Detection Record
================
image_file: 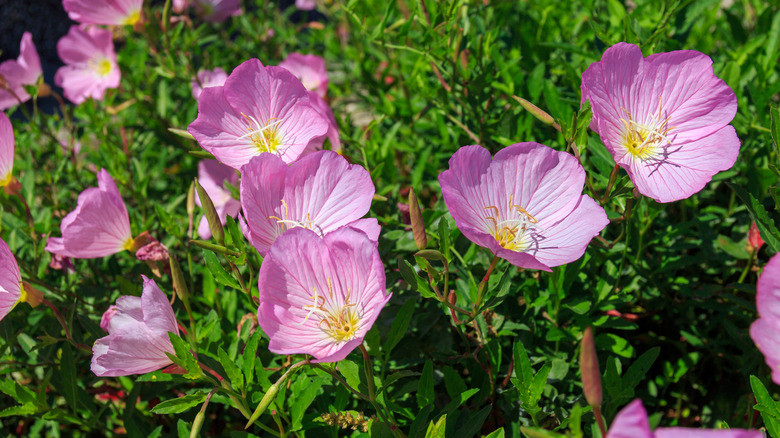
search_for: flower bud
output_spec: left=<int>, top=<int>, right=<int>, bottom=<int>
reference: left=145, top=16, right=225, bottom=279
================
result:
left=245, top=383, right=279, bottom=428
left=195, top=178, right=225, bottom=244
left=748, top=222, right=764, bottom=253
left=580, top=326, right=602, bottom=407
left=408, top=188, right=427, bottom=250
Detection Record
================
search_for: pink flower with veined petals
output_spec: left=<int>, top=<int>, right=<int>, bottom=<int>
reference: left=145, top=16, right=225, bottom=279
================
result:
left=0, top=111, right=14, bottom=188
left=46, top=169, right=134, bottom=259
left=192, top=0, right=242, bottom=22
left=0, top=32, right=42, bottom=110
left=240, top=150, right=378, bottom=256
left=751, top=253, right=780, bottom=385
left=258, top=227, right=391, bottom=362
left=279, top=53, right=329, bottom=98
left=196, top=159, right=240, bottom=240
left=608, top=399, right=761, bottom=438
left=581, top=42, right=739, bottom=203
left=91, top=277, right=180, bottom=376
left=439, top=143, right=609, bottom=271
left=55, top=25, right=121, bottom=105
left=295, top=0, right=316, bottom=10
left=188, top=59, right=328, bottom=170
left=63, top=0, right=143, bottom=26
left=0, top=238, right=24, bottom=321
left=191, top=67, right=228, bottom=101
left=301, top=92, right=341, bottom=155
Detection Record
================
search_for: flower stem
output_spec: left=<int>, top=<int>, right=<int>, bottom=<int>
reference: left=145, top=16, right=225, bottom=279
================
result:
left=473, top=255, right=501, bottom=314
left=189, top=389, right=214, bottom=438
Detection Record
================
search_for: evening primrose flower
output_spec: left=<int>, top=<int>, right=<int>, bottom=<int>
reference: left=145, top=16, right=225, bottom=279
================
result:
left=45, top=169, right=135, bottom=259
left=302, top=92, right=341, bottom=155
left=581, top=42, right=739, bottom=203
left=751, top=253, right=780, bottom=384
left=195, top=159, right=240, bottom=240
left=0, top=32, right=42, bottom=110
left=55, top=26, right=121, bottom=105
left=63, top=0, right=143, bottom=26
left=279, top=53, right=329, bottom=98
left=91, top=277, right=180, bottom=376
left=192, top=0, right=242, bottom=22
left=0, top=111, right=14, bottom=188
left=240, top=150, right=377, bottom=256
left=0, top=238, right=25, bottom=321
left=191, top=68, right=228, bottom=101
left=439, top=143, right=608, bottom=271
left=257, top=227, right=391, bottom=362
left=608, top=399, right=761, bottom=438
left=188, top=59, right=329, bottom=170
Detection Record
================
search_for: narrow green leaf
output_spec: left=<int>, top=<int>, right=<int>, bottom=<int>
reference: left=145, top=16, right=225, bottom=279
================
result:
left=195, top=178, right=224, bottom=244
left=202, top=250, right=242, bottom=290
left=218, top=347, right=244, bottom=391
left=384, top=297, right=417, bottom=355
left=417, top=360, right=434, bottom=408
left=728, top=183, right=780, bottom=251
left=243, top=329, right=262, bottom=388
left=750, top=375, right=780, bottom=438
left=151, top=392, right=206, bottom=414
left=425, top=414, right=446, bottom=438
left=771, top=104, right=780, bottom=158
left=60, top=344, right=78, bottom=413
left=167, top=333, right=202, bottom=379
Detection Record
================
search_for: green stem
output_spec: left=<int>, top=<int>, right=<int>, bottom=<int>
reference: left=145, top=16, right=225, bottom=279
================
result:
left=473, top=255, right=501, bottom=313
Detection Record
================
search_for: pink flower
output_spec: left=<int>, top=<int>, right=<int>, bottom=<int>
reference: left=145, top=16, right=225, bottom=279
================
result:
left=0, top=32, right=42, bottom=110
left=46, top=169, right=134, bottom=259
left=439, top=143, right=608, bottom=271
left=279, top=53, right=328, bottom=98
left=581, top=42, right=739, bottom=203
left=91, top=277, right=180, bottom=376
left=172, top=0, right=190, bottom=13
left=195, top=159, right=240, bottom=239
left=608, top=399, right=761, bottom=438
left=240, top=150, right=378, bottom=256
left=188, top=59, right=328, bottom=170
left=257, top=227, right=390, bottom=362
left=192, top=0, right=242, bottom=22
left=295, top=0, right=316, bottom=10
left=63, top=0, right=143, bottom=26
left=0, top=238, right=24, bottom=321
left=0, top=111, right=14, bottom=188
left=751, top=253, right=780, bottom=384
left=55, top=26, right=121, bottom=105
left=301, top=92, right=341, bottom=155
left=191, top=67, right=228, bottom=101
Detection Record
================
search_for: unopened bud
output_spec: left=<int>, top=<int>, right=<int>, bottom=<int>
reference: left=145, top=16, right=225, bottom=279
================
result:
left=415, top=249, right=444, bottom=261
left=169, top=254, right=190, bottom=305
left=245, top=383, right=279, bottom=428
left=195, top=178, right=224, bottom=244
left=580, top=326, right=602, bottom=407
left=513, top=96, right=557, bottom=128
left=448, top=291, right=460, bottom=324
left=747, top=222, right=764, bottom=253
left=408, top=188, right=427, bottom=250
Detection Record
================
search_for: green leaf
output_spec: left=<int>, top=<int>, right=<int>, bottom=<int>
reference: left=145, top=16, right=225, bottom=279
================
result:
left=728, top=183, right=780, bottom=251
left=219, top=347, right=244, bottom=391
left=483, top=428, right=505, bottom=438
left=339, top=360, right=361, bottom=390
left=425, top=414, right=446, bottom=438
left=751, top=375, right=780, bottom=437
left=290, top=376, right=325, bottom=430
left=379, top=370, right=420, bottom=395
left=623, top=347, right=660, bottom=390
left=202, top=250, right=242, bottom=291
left=438, top=219, right=451, bottom=262
left=150, top=392, right=206, bottom=414
left=60, top=344, right=78, bottom=413
left=243, top=329, right=262, bottom=388
left=442, top=388, right=479, bottom=416
left=384, top=297, right=417, bottom=355
left=167, top=333, right=203, bottom=379
left=772, top=104, right=780, bottom=160
left=417, top=361, right=435, bottom=408
left=459, top=405, right=492, bottom=438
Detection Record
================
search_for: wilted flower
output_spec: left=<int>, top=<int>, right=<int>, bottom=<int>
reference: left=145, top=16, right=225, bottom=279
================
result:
left=257, top=227, right=391, bottom=362
left=63, top=0, right=143, bottom=26
left=581, top=42, right=739, bottom=203
left=55, top=25, right=121, bottom=105
left=191, top=67, right=228, bottom=101
left=0, top=111, right=14, bottom=188
left=192, top=0, right=242, bottom=22
left=91, top=277, right=180, bottom=376
left=0, top=32, right=42, bottom=110
left=607, top=399, right=761, bottom=438
left=751, top=253, right=780, bottom=384
left=279, top=53, right=328, bottom=98
left=439, top=143, right=608, bottom=271
left=196, top=159, right=240, bottom=239
left=188, top=59, right=328, bottom=170
left=0, top=238, right=24, bottom=321
left=241, top=150, right=377, bottom=256
left=46, top=169, right=134, bottom=259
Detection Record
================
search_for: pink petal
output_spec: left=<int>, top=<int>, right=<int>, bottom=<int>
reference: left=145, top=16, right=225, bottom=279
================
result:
left=0, top=111, right=14, bottom=183
left=606, top=399, right=653, bottom=438
left=654, top=429, right=764, bottom=438
left=279, top=53, right=329, bottom=98
left=63, top=0, right=143, bottom=25
left=0, top=238, right=22, bottom=321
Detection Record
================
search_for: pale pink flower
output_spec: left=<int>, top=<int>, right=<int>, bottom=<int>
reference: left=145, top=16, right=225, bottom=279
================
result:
left=45, top=169, right=134, bottom=259
left=608, top=399, right=761, bottom=438
left=240, top=150, right=377, bottom=256
left=0, top=33, right=42, bottom=110
left=279, top=53, right=328, bottom=98
left=0, top=238, right=24, bottom=321
left=301, top=92, right=341, bottom=155
left=55, top=26, right=121, bottom=105
left=439, top=143, right=609, bottom=271
left=295, top=0, right=316, bottom=10
left=172, top=0, right=190, bottom=13
left=257, top=227, right=390, bottom=362
left=188, top=59, right=328, bottom=170
left=0, top=111, right=14, bottom=188
left=91, top=277, right=179, bottom=376
left=581, top=42, right=739, bottom=203
left=190, top=67, right=228, bottom=101
left=751, top=253, right=780, bottom=384
left=195, top=159, right=240, bottom=240
left=63, top=0, right=143, bottom=26
left=192, top=0, right=242, bottom=22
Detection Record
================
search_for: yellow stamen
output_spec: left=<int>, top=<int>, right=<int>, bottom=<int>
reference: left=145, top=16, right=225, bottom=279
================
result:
left=0, top=171, right=12, bottom=188
left=123, top=10, right=141, bottom=26
left=18, top=282, right=28, bottom=304
left=300, top=279, right=361, bottom=343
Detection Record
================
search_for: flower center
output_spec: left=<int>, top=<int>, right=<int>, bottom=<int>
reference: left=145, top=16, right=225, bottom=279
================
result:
left=123, top=10, right=141, bottom=25
left=267, top=199, right=322, bottom=235
left=0, top=171, right=12, bottom=188
left=92, top=58, right=113, bottom=77
left=239, top=113, right=284, bottom=154
left=620, top=99, right=673, bottom=161
left=299, top=278, right=361, bottom=343
left=484, top=195, right=541, bottom=252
